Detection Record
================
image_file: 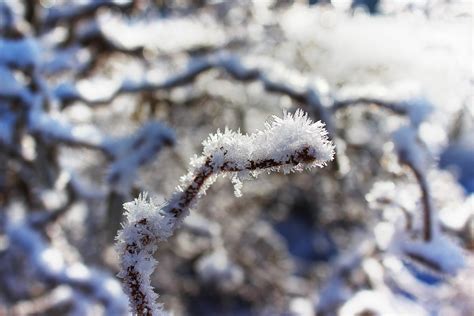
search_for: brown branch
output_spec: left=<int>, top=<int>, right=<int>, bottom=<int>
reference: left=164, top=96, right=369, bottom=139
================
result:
left=54, top=54, right=317, bottom=110
left=121, top=147, right=320, bottom=315
left=397, top=150, right=433, bottom=242
left=411, top=166, right=433, bottom=242
left=117, top=112, right=334, bottom=314
left=332, top=97, right=408, bottom=116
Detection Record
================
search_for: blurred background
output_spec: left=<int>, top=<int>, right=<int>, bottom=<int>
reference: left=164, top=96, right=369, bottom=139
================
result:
left=0, top=0, right=473, bottom=315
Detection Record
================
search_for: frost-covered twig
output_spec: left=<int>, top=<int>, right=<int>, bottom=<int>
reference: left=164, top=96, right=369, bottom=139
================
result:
left=116, top=110, right=334, bottom=315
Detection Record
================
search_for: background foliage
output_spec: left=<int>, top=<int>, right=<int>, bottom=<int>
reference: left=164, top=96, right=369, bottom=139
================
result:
left=0, top=0, right=472, bottom=315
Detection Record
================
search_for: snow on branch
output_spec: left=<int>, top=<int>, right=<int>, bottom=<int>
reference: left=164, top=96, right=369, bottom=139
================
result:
left=53, top=53, right=325, bottom=110
left=0, top=37, right=40, bottom=69
left=330, top=81, right=433, bottom=129
left=392, top=126, right=433, bottom=241
left=105, top=122, right=175, bottom=194
left=29, top=106, right=112, bottom=153
left=7, top=218, right=128, bottom=315
left=43, top=1, right=134, bottom=28
left=30, top=115, right=175, bottom=197
left=115, top=110, right=334, bottom=315
left=384, top=126, right=466, bottom=275
left=96, top=11, right=226, bottom=54
left=333, top=96, right=433, bottom=127
left=52, top=53, right=431, bottom=135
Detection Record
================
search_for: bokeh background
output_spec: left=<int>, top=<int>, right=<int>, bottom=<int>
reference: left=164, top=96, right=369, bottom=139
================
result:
left=0, top=0, right=473, bottom=315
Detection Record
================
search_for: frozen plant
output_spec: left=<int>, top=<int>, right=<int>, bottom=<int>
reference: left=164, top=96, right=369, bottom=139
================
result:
left=1, top=1, right=471, bottom=314
left=115, top=110, right=335, bottom=315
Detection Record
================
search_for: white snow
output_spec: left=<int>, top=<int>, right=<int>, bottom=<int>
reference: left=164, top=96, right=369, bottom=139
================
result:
left=105, top=122, right=175, bottom=193
left=392, top=125, right=430, bottom=173
left=195, top=249, right=244, bottom=290
left=399, top=232, right=466, bottom=275
left=98, top=12, right=225, bottom=53
left=339, top=289, right=427, bottom=316
left=439, top=195, right=474, bottom=231
left=8, top=220, right=128, bottom=315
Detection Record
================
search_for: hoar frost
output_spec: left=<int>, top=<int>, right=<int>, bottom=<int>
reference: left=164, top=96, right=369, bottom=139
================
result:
left=116, top=110, right=334, bottom=315
left=199, top=109, right=335, bottom=195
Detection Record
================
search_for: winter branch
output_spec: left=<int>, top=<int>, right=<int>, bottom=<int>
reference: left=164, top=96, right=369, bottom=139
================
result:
left=115, top=110, right=334, bottom=315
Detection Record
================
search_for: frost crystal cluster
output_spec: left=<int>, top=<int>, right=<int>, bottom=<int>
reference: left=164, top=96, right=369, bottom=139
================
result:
left=115, top=110, right=334, bottom=315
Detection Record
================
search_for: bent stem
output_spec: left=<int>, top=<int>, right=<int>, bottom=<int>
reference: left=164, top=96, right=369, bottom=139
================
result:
left=411, top=166, right=433, bottom=242
left=116, top=110, right=334, bottom=315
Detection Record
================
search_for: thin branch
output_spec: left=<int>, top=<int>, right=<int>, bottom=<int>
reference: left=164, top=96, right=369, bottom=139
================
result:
left=393, top=126, right=433, bottom=242
left=54, top=54, right=318, bottom=108
left=116, top=110, right=334, bottom=315
left=332, top=97, right=407, bottom=115
left=410, top=166, right=433, bottom=242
